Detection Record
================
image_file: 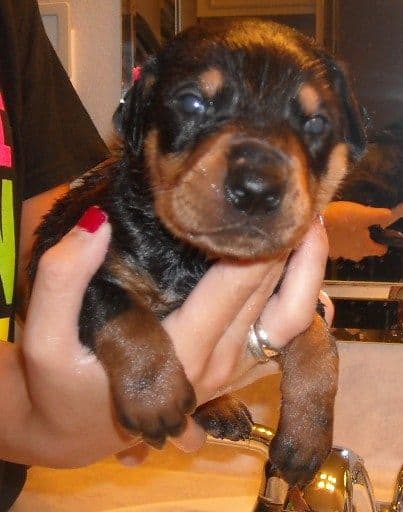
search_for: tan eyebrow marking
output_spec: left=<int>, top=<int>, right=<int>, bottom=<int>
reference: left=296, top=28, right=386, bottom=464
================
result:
left=315, top=142, right=349, bottom=211
left=299, top=84, right=321, bottom=115
left=199, top=68, right=224, bottom=98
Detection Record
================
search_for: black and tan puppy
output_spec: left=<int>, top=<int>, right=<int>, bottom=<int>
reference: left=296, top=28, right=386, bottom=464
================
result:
left=30, top=19, right=365, bottom=486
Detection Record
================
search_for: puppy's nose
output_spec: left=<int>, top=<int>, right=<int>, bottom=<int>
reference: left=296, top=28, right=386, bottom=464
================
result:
left=224, top=141, right=287, bottom=215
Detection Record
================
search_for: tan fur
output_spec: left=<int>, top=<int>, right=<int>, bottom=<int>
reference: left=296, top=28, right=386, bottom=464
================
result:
left=146, top=127, right=321, bottom=258
left=298, top=84, right=321, bottom=115
left=199, top=68, right=224, bottom=98
left=106, top=253, right=169, bottom=316
left=315, top=143, right=349, bottom=212
left=95, top=301, right=195, bottom=446
left=145, top=129, right=189, bottom=191
left=270, top=314, right=339, bottom=486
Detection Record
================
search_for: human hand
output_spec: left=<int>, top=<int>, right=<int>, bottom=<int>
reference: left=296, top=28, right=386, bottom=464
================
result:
left=391, top=202, right=403, bottom=223
left=117, top=217, right=330, bottom=464
left=19, top=209, right=329, bottom=468
left=19, top=209, right=138, bottom=468
left=162, top=216, right=330, bottom=452
left=324, top=201, right=394, bottom=261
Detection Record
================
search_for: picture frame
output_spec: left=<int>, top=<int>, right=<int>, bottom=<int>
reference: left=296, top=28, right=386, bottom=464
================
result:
left=39, top=1, right=71, bottom=76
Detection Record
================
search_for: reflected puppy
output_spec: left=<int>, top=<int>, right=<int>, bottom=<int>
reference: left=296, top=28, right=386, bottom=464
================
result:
left=30, top=19, right=365, bottom=486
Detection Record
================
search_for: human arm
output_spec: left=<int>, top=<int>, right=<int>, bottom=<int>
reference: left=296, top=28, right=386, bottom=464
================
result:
left=0, top=214, right=131, bottom=467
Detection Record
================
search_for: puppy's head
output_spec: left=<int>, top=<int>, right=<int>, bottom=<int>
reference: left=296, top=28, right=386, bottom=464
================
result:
left=115, top=19, right=365, bottom=259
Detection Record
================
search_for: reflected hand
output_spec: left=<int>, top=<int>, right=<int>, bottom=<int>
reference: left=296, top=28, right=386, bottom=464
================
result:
left=324, top=201, right=394, bottom=262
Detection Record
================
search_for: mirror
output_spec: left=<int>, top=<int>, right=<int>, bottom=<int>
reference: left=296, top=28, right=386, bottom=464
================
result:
left=121, top=0, right=402, bottom=341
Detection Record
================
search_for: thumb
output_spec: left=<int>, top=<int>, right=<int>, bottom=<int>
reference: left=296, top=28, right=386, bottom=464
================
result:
left=24, top=206, right=111, bottom=354
left=369, top=207, right=394, bottom=228
left=390, top=203, right=403, bottom=224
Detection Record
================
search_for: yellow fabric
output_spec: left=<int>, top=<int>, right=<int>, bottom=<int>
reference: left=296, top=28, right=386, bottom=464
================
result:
left=0, top=317, right=10, bottom=341
left=1, top=91, right=16, bottom=342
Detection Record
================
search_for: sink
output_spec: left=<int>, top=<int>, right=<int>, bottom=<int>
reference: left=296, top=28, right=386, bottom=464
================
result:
left=14, top=342, right=403, bottom=512
left=109, top=496, right=254, bottom=512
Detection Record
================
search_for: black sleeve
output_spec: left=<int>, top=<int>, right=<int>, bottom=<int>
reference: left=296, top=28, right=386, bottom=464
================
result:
left=17, top=0, right=110, bottom=199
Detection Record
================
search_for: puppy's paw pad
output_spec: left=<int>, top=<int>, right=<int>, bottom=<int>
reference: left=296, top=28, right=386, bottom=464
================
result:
left=269, top=429, right=332, bottom=487
left=193, top=395, right=253, bottom=441
left=113, top=361, right=196, bottom=447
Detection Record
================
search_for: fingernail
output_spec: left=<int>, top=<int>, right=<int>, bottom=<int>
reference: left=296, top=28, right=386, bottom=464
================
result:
left=77, top=206, right=108, bottom=233
left=317, top=214, right=325, bottom=226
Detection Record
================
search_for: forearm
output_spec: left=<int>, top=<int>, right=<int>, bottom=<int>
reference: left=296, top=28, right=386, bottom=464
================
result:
left=0, top=342, right=38, bottom=465
left=0, top=342, right=82, bottom=467
left=1, top=186, right=136, bottom=468
left=0, top=340, right=136, bottom=468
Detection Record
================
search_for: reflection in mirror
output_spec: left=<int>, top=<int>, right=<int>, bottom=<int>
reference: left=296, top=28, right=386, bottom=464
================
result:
left=121, top=0, right=402, bottom=340
left=121, top=0, right=175, bottom=90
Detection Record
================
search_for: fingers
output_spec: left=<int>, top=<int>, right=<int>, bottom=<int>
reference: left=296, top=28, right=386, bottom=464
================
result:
left=319, top=290, right=334, bottom=326
left=369, top=206, right=394, bottom=228
left=23, top=207, right=111, bottom=359
left=167, top=217, right=328, bottom=410
left=362, top=237, right=389, bottom=259
left=203, top=218, right=329, bottom=398
left=325, top=201, right=394, bottom=261
left=390, top=203, right=403, bottom=224
left=164, top=256, right=286, bottom=383
left=258, top=216, right=329, bottom=348
left=172, top=218, right=328, bottom=411
left=197, top=266, right=286, bottom=400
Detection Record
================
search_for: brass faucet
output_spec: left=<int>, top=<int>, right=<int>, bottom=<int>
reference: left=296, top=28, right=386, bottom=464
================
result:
left=208, top=423, right=402, bottom=511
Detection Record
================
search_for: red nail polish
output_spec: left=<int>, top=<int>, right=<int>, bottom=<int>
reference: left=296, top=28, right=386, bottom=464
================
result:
left=77, top=206, right=108, bottom=233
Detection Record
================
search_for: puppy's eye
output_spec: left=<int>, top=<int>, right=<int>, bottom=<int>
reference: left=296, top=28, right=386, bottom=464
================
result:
left=304, top=115, right=328, bottom=135
left=177, top=94, right=206, bottom=115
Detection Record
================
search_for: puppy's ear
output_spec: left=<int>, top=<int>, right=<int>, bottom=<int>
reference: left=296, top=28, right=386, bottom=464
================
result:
left=330, top=60, right=366, bottom=160
left=317, top=51, right=366, bottom=160
left=113, top=57, right=158, bottom=158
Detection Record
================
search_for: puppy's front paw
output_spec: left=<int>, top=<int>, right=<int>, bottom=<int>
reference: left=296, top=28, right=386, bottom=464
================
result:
left=95, top=307, right=196, bottom=449
left=269, top=409, right=333, bottom=487
left=272, top=315, right=338, bottom=486
left=193, top=395, right=253, bottom=441
left=113, top=357, right=196, bottom=448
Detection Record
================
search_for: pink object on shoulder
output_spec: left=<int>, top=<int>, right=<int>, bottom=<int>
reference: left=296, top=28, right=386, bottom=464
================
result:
left=132, top=66, right=142, bottom=82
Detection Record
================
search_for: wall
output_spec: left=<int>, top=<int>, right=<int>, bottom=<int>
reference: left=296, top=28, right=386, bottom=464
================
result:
left=39, top=0, right=122, bottom=143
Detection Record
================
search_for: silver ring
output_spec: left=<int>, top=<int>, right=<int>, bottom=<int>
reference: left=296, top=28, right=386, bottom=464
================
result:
left=247, top=319, right=279, bottom=363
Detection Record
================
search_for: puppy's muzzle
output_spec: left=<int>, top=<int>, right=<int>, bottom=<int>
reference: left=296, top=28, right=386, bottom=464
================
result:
left=224, top=140, right=288, bottom=216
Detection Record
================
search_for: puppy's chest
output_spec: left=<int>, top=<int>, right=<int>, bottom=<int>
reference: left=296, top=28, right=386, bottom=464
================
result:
left=140, top=258, right=210, bottom=319
left=116, top=228, right=212, bottom=318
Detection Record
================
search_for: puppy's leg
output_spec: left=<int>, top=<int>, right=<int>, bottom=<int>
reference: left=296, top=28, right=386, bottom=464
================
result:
left=193, top=395, right=253, bottom=441
left=269, top=314, right=338, bottom=486
left=94, top=299, right=196, bottom=448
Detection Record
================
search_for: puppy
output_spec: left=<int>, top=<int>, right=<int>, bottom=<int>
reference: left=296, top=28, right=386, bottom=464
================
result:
left=337, top=121, right=403, bottom=210
left=30, top=19, right=365, bottom=486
